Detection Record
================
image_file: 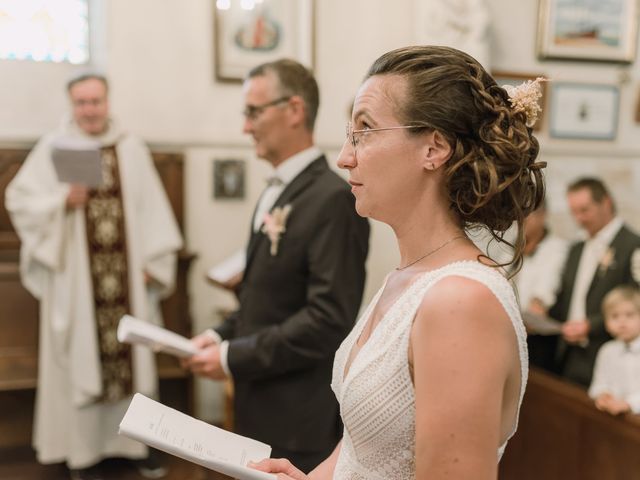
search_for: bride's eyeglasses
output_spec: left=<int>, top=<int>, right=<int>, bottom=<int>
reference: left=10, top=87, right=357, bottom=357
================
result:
left=346, top=121, right=422, bottom=156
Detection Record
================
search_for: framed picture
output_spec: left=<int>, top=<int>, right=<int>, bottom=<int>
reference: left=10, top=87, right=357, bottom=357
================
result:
left=537, top=0, right=639, bottom=63
left=549, top=83, right=619, bottom=140
left=493, top=71, right=548, bottom=131
left=213, top=159, right=245, bottom=199
left=214, top=0, right=315, bottom=82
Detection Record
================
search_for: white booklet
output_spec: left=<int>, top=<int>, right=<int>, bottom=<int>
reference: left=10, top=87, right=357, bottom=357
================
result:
left=117, top=315, right=200, bottom=358
left=51, top=136, right=104, bottom=187
left=207, top=250, right=246, bottom=284
left=119, top=394, right=275, bottom=480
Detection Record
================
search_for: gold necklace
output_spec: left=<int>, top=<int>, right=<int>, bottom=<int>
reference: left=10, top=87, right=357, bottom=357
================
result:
left=396, top=235, right=466, bottom=271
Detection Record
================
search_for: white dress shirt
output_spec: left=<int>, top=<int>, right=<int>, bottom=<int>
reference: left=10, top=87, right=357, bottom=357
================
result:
left=567, top=217, right=624, bottom=322
left=588, top=335, right=640, bottom=413
left=515, top=232, right=569, bottom=309
left=213, top=146, right=322, bottom=377
left=251, top=146, right=323, bottom=231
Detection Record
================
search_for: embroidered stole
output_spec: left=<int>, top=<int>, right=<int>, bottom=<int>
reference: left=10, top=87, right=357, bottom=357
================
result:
left=84, top=145, right=133, bottom=403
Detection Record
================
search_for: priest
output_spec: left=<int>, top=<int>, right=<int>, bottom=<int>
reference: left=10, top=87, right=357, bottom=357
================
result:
left=5, top=73, right=182, bottom=480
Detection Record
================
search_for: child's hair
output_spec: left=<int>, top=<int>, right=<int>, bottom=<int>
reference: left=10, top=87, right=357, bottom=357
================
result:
left=602, top=285, right=640, bottom=318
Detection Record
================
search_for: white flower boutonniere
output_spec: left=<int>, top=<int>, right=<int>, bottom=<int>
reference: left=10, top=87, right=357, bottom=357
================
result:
left=598, top=247, right=616, bottom=276
left=262, top=204, right=292, bottom=256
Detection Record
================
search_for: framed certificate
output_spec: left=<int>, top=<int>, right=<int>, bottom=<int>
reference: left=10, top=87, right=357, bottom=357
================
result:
left=549, top=83, right=619, bottom=140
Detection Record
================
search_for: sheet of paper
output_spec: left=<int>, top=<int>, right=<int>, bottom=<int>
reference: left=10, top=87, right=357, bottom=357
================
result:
left=51, top=136, right=104, bottom=187
left=207, top=250, right=246, bottom=284
left=119, top=394, right=275, bottom=480
left=117, top=315, right=200, bottom=358
left=522, top=311, right=563, bottom=335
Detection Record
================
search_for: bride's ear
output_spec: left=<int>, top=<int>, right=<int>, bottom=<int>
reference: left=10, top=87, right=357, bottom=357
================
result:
left=422, top=131, right=452, bottom=172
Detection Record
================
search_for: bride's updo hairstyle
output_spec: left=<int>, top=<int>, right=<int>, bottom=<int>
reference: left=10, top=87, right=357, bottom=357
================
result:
left=366, top=45, right=545, bottom=273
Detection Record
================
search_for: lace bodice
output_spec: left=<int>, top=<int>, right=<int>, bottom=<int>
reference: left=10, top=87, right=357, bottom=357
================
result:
left=330, top=261, right=528, bottom=479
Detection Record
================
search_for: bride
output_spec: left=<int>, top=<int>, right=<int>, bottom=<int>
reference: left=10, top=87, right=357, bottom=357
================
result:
left=251, top=45, right=545, bottom=479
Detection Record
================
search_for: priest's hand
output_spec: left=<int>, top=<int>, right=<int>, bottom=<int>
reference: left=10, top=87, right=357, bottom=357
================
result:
left=249, top=458, right=309, bottom=480
left=184, top=343, right=227, bottom=380
left=66, top=184, right=89, bottom=209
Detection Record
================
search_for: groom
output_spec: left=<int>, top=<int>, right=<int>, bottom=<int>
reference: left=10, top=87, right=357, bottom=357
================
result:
left=185, top=59, right=370, bottom=472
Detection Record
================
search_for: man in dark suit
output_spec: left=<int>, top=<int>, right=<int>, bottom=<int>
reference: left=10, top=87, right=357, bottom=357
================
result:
left=185, top=59, right=370, bottom=472
left=549, top=177, right=640, bottom=387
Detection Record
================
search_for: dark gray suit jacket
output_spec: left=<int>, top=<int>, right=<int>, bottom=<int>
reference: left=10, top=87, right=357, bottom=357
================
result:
left=216, top=156, right=370, bottom=454
left=549, top=224, right=640, bottom=387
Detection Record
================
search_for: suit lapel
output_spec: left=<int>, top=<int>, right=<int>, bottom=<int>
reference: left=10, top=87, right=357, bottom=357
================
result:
left=587, top=225, right=626, bottom=299
left=245, top=156, right=328, bottom=271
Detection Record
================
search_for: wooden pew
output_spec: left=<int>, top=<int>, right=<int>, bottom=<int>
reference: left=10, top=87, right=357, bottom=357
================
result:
left=0, top=147, right=195, bottom=449
left=499, top=368, right=640, bottom=480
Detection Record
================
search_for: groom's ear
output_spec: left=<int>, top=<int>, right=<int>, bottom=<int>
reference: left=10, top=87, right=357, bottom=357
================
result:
left=421, top=130, right=453, bottom=172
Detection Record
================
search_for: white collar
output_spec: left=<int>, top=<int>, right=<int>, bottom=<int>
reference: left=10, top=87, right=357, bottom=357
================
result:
left=626, top=335, right=640, bottom=353
left=270, top=146, right=322, bottom=185
left=61, top=117, right=125, bottom=146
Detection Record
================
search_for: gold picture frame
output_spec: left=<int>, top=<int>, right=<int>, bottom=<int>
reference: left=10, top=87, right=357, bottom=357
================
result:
left=537, top=0, right=639, bottom=63
left=214, top=0, right=315, bottom=83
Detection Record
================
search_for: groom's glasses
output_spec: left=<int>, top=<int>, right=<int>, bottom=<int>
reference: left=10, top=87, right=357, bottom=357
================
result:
left=243, top=97, right=292, bottom=121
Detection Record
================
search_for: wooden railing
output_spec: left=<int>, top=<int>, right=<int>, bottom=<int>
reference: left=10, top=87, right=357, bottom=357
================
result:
left=499, top=368, right=640, bottom=480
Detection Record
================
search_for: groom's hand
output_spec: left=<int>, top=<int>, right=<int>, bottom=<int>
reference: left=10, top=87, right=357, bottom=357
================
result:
left=183, top=343, right=227, bottom=380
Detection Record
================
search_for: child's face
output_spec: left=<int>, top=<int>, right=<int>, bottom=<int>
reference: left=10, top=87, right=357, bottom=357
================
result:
left=605, top=300, right=640, bottom=343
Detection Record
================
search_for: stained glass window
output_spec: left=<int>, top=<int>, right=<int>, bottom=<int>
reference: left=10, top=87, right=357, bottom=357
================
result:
left=0, top=0, right=89, bottom=64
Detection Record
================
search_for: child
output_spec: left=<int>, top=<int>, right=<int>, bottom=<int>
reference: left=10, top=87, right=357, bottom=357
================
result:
left=588, top=285, right=640, bottom=415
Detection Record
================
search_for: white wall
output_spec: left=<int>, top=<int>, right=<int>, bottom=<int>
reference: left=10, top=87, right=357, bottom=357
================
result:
left=487, top=0, right=640, bottom=237
left=2, top=0, right=640, bottom=420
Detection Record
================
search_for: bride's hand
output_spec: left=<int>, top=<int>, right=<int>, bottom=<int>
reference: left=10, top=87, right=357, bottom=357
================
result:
left=249, top=458, right=309, bottom=480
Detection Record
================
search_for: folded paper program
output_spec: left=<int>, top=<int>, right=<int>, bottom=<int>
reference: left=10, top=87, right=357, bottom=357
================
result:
left=117, top=315, right=200, bottom=358
left=51, top=136, right=104, bottom=187
left=119, top=394, right=275, bottom=480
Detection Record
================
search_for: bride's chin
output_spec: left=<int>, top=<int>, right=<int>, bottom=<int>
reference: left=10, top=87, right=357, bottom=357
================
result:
left=354, top=202, right=366, bottom=217
left=354, top=202, right=374, bottom=220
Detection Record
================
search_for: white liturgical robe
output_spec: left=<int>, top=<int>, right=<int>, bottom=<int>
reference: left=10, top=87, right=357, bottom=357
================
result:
left=5, top=119, right=183, bottom=468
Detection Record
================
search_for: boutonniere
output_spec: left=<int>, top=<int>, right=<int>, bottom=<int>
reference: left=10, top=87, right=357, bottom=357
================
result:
left=262, top=204, right=292, bottom=256
left=598, top=247, right=616, bottom=275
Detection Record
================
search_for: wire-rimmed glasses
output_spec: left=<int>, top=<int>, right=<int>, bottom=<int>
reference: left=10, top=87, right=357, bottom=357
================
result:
left=345, top=121, right=423, bottom=154
left=243, top=96, right=292, bottom=121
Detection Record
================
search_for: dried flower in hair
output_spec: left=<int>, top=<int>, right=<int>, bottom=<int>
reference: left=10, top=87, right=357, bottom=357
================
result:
left=502, top=77, right=547, bottom=128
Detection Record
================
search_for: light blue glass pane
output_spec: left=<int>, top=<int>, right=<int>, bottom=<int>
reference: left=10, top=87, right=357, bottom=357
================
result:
left=0, top=0, right=89, bottom=64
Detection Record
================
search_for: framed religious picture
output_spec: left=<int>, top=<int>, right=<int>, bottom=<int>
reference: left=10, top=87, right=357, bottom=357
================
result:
left=549, top=83, right=619, bottom=140
left=213, top=159, right=245, bottom=199
left=214, top=0, right=315, bottom=82
left=537, top=0, right=639, bottom=63
left=493, top=71, right=548, bottom=131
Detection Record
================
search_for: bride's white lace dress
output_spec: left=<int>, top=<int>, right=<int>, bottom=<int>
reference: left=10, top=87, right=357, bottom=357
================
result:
left=330, top=261, right=528, bottom=480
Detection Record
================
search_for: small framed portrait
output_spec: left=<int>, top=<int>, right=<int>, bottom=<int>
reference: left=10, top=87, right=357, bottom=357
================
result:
left=214, top=0, right=315, bottom=82
left=549, top=83, right=620, bottom=140
left=537, top=0, right=639, bottom=63
left=213, top=159, right=245, bottom=199
left=493, top=71, right=548, bottom=131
